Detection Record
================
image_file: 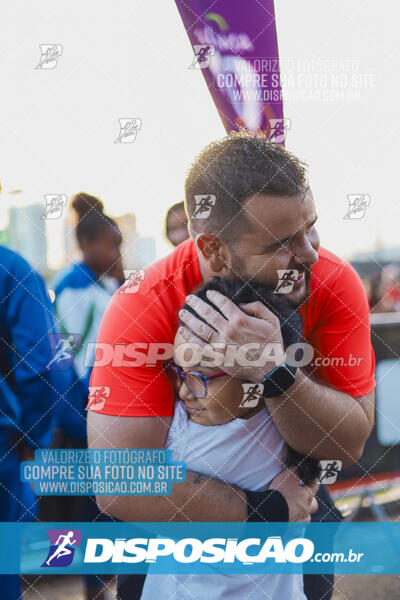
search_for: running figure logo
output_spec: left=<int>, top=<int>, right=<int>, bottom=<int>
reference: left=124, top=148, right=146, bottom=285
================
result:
left=192, top=195, right=216, bottom=219
left=87, top=386, right=110, bottom=411
left=189, top=45, right=215, bottom=69
left=42, top=194, right=67, bottom=219
left=114, top=118, right=142, bottom=143
left=42, top=529, right=82, bottom=567
left=46, top=333, right=82, bottom=371
left=35, top=44, right=63, bottom=69
left=120, top=270, right=145, bottom=294
left=239, top=383, right=264, bottom=408
left=319, top=460, right=342, bottom=484
left=275, top=269, right=299, bottom=294
left=268, top=118, right=291, bottom=144
left=343, top=195, right=371, bottom=220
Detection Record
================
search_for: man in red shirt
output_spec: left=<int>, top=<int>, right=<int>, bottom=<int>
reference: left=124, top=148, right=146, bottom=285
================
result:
left=88, top=132, right=375, bottom=527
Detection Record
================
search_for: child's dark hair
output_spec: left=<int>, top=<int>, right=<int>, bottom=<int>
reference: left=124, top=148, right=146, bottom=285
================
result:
left=182, top=276, right=321, bottom=486
left=182, top=276, right=302, bottom=349
left=71, top=192, right=120, bottom=246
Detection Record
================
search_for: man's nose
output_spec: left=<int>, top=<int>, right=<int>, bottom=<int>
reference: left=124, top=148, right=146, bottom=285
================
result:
left=292, top=236, right=318, bottom=266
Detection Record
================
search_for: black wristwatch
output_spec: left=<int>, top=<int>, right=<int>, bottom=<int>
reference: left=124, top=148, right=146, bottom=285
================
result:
left=261, top=363, right=297, bottom=398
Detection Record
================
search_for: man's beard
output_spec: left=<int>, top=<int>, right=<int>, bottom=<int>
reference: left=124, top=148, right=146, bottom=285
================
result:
left=229, top=249, right=248, bottom=282
left=286, top=268, right=311, bottom=307
left=229, top=249, right=312, bottom=307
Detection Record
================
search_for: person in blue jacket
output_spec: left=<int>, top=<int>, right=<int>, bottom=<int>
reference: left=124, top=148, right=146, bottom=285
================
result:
left=0, top=244, right=71, bottom=600
left=51, top=192, right=123, bottom=600
left=53, top=192, right=123, bottom=441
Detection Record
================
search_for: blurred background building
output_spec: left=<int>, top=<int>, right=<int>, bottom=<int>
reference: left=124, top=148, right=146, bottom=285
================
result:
left=0, top=194, right=156, bottom=281
left=8, top=204, right=47, bottom=271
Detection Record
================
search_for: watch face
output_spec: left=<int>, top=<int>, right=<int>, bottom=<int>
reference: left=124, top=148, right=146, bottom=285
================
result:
left=262, top=364, right=297, bottom=397
left=261, top=364, right=296, bottom=398
left=270, top=364, right=296, bottom=390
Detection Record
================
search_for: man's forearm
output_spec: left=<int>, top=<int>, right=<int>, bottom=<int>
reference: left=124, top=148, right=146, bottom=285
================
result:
left=97, top=470, right=247, bottom=522
left=264, top=370, right=374, bottom=466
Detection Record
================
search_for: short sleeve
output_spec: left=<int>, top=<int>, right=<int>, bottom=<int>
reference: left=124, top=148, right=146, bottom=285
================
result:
left=88, top=285, right=175, bottom=417
left=305, top=262, right=375, bottom=398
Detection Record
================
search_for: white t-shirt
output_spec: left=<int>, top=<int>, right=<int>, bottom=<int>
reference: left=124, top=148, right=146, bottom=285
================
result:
left=140, top=401, right=306, bottom=600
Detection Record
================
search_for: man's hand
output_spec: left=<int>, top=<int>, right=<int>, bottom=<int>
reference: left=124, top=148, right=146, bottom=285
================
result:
left=88, top=412, right=313, bottom=523
left=269, top=468, right=319, bottom=522
left=88, top=412, right=249, bottom=522
left=179, top=291, right=284, bottom=381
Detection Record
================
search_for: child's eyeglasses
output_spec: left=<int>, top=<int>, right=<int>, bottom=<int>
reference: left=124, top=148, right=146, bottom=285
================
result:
left=164, top=361, right=227, bottom=399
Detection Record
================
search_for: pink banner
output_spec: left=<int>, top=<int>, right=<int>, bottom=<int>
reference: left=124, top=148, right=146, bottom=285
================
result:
left=176, top=0, right=286, bottom=143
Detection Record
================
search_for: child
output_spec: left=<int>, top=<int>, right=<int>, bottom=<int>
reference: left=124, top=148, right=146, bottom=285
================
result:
left=140, top=278, right=319, bottom=600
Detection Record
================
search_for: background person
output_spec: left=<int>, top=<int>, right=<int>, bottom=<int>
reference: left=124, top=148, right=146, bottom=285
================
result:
left=0, top=245, right=69, bottom=600
left=46, top=192, right=123, bottom=600
left=369, top=264, right=400, bottom=312
left=164, top=201, right=189, bottom=247
left=52, top=192, right=123, bottom=442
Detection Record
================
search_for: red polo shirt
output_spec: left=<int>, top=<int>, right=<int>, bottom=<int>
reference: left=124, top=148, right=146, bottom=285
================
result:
left=89, top=239, right=375, bottom=416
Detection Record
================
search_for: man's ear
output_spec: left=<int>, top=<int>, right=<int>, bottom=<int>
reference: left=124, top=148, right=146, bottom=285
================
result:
left=195, top=233, right=230, bottom=273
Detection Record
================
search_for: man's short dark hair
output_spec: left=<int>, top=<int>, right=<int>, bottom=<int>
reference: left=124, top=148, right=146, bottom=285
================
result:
left=185, top=130, right=308, bottom=242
